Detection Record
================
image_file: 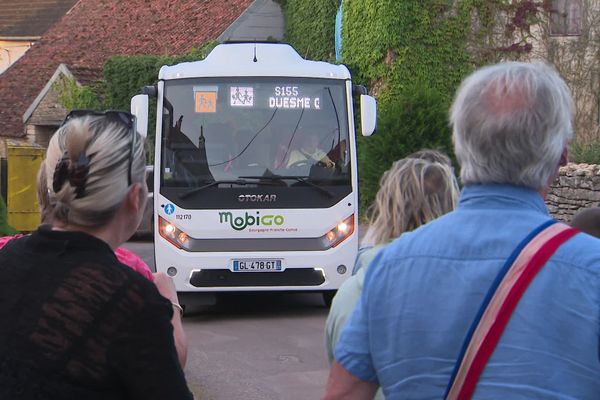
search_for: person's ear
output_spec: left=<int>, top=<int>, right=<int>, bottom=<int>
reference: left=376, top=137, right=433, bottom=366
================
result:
left=126, top=183, right=142, bottom=213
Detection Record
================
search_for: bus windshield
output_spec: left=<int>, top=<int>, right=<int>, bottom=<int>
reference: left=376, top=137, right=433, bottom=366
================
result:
left=160, top=78, right=351, bottom=202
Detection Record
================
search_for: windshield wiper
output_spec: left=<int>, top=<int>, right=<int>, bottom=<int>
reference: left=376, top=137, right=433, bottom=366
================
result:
left=179, top=179, right=278, bottom=199
left=239, top=175, right=335, bottom=198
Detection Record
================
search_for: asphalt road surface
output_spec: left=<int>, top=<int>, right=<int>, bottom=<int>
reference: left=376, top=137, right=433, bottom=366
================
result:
left=123, top=240, right=331, bottom=400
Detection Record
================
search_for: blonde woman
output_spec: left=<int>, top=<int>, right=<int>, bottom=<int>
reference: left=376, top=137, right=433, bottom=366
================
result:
left=325, top=152, right=459, bottom=392
left=0, top=111, right=192, bottom=399
left=357, top=149, right=455, bottom=273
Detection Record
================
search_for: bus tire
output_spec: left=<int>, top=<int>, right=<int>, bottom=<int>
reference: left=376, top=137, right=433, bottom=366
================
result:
left=177, top=292, right=217, bottom=314
left=322, top=290, right=336, bottom=308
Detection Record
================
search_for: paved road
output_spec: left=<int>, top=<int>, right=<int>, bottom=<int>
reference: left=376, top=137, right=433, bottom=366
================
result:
left=183, top=292, right=329, bottom=399
left=123, top=240, right=331, bottom=400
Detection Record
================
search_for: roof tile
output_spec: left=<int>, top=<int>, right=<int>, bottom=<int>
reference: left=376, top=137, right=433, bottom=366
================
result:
left=0, top=0, right=79, bottom=37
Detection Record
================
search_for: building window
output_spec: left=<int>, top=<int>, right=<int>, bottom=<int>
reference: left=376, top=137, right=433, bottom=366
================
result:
left=549, top=0, right=582, bottom=36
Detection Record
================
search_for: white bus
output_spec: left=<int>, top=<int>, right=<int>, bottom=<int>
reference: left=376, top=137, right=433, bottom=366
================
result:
left=131, top=42, right=376, bottom=307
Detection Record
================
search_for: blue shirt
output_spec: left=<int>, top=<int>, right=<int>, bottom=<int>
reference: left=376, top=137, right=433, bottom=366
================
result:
left=335, top=184, right=600, bottom=399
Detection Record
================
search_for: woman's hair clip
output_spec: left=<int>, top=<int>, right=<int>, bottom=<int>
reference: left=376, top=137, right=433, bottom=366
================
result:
left=52, top=153, right=70, bottom=194
left=70, top=152, right=90, bottom=199
left=52, top=151, right=90, bottom=199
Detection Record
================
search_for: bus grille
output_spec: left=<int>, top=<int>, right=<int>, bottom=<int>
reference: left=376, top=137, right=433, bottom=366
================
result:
left=189, top=268, right=326, bottom=287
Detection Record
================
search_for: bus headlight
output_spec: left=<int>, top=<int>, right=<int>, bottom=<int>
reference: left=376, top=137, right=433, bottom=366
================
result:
left=321, top=215, right=354, bottom=248
left=159, top=216, right=190, bottom=250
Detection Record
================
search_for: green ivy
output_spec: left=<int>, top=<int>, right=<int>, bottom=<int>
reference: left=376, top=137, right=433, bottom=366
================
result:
left=54, top=76, right=102, bottom=110
left=341, top=1, right=473, bottom=98
left=280, top=0, right=338, bottom=61
left=102, top=55, right=168, bottom=111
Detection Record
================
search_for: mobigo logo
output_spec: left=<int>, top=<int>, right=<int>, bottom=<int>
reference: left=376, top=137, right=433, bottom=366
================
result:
left=219, top=211, right=284, bottom=231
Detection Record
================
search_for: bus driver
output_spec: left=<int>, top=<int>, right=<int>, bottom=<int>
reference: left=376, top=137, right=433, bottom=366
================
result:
left=287, top=131, right=335, bottom=169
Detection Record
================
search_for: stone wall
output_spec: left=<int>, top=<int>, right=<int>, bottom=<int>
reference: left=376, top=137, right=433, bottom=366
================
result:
left=546, top=163, right=600, bottom=222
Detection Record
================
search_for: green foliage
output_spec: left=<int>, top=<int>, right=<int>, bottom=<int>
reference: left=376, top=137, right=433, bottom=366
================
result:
left=569, top=141, right=600, bottom=165
left=281, top=0, right=338, bottom=61
left=103, top=55, right=170, bottom=111
left=342, top=0, right=473, bottom=98
left=0, top=195, right=17, bottom=236
left=358, top=85, right=454, bottom=212
left=54, top=77, right=102, bottom=110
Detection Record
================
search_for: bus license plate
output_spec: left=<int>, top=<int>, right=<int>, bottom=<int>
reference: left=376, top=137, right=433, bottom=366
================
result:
left=232, top=259, right=283, bottom=272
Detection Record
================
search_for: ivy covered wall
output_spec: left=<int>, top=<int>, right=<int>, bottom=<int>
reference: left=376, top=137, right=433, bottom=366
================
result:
left=341, top=1, right=473, bottom=101
left=276, top=0, right=338, bottom=61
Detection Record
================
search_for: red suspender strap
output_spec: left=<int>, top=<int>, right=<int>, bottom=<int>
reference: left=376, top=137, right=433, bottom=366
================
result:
left=445, top=222, right=579, bottom=400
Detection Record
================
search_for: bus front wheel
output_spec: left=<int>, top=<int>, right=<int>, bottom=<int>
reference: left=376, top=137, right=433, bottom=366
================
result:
left=322, top=290, right=336, bottom=308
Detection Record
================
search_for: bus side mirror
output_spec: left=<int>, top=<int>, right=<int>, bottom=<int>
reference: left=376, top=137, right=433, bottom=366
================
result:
left=360, top=94, right=376, bottom=136
left=131, top=94, right=149, bottom=139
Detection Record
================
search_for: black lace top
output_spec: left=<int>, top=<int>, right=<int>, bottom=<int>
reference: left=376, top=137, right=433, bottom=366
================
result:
left=0, top=226, right=193, bottom=400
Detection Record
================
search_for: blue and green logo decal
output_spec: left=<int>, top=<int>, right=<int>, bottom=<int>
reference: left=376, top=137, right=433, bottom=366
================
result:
left=219, top=211, right=284, bottom=231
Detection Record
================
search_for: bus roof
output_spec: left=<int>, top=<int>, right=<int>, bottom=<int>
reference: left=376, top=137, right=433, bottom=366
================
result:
left=158, top=42, right=351, bottom=81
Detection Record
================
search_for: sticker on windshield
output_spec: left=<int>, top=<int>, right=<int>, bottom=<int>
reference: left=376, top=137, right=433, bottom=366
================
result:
left=194, top=86, right=218, bottom=113
left=195, top=91, right=217, bottom=113
left=230, top=87, right=254, bottom=107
